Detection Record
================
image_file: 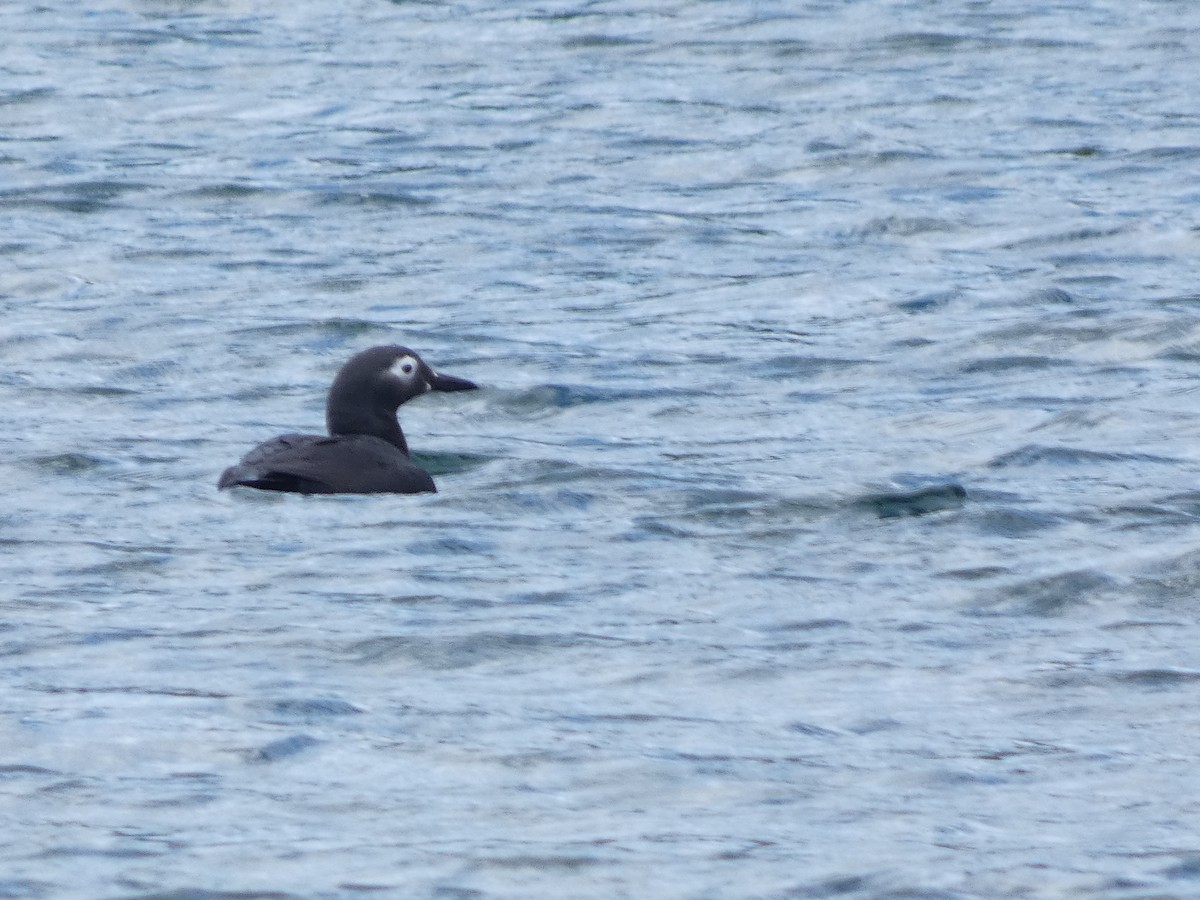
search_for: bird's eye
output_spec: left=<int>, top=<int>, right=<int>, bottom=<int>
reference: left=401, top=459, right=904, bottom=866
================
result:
left=390, top=355, right=419, bottom=379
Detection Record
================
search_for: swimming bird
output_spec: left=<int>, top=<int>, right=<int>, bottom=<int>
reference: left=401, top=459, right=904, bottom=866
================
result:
left=218, top=345, right=477, bottom=494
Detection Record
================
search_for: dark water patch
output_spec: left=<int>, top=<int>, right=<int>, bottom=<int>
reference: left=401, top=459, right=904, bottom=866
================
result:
left=216, top=258, right=337, bottom=273
left=959, top=355, right=1071, bottom=374
left=0, top=180, right=148, bottom=214
left=941, top=184, right=1002, bottom=204
left=130, top=890, right=300, bottom=900
left=69, top=554, right=172, bottom=578
left=988, top=444, right=1177, bottom=468
left=1131, top=145, right=1200, bottom=161
left=116, top=358, right=179, bottom=382
left=758, top=37, right=816, bottom=58
left=1035, top=323, right=1134, bottom=346
left=975, top=315, right=1109, bottom=345
left=478, top=853, right=602, bottom=872
left=477, top=458, right=628, bottom=491
left=0, top=765, right=59, bottom=779
left=1049, top=145, right=1104, bottom=158
left=562, top=34, right=649, bottom=49
left=179, top=182, right=272, bottom=200
left=337, top=884, right=398, bottom=895
left=846, top=718, right=903, bottom=736
left=1105, top=503, right=1200, bottom=530
left=23, top=452, right=113, bottom=474
left=248, top=734, right=320, bottom=763
left=1148, top=492, right=1200, bottom=519
left=719, top=496, right=830, bottom=529
left=458, top=485, right=601, bottom=518
left=230, top=318, right=391, bottom=340
left=811, top=149, right=941, bottom=169
left=1101, top=619, right=1185, bottom=631
left=895, top=289, right=959, bottom=313
left=29, top=683, right=230, bottom=699
left=78, top=539, right=178, bottom=556
left=1028, top=407, right=1112, bottom=432
left=632, top=522, right=815, bottom=544
left=714, top=38, right=815, bottom=59
left=969, top=569, right=1118, bottom=617
left=493, top=383, right=701, bottom=416
left=1051, top=253, right=1168, bottom=272
left=1133, top=549, right=1200, bottom=605
left=0, top=879, right=53, bottom=898
left=1011, top=34, right=1093, bottom=49
left=37, top=846, right=162, bottom=859
left=1164, top=856, right=1200, bottom=880
left=75, top=384, right=139, bottom=397
left=407, top=535, right=494, bottom=556
left=756, top=355, right=876, bottom=379
left=783, top=389, right=836, bottom=403
left=308, top=276, right=369, bottom=294
left=971, top=507, right=1064, bottom=538
left=506, top=589, right=577, bottom=606
left=92, top=25, right=192, bottom=49
left=854, top=484, right=966, bottom=519
left=409, top=450, right=491, bottom=478
left=632, top=492, right=833, bottom=540
left=875, top=31, right=973, bottom=51
left=349, top=631, right=584, bottom=670
left=786, top=721, right=841, bottom=738
left=1055, top=273, right=1124, bottom=287
left=78, top=629, right=159, bottom=646
left=1113, top=668, right=1200, bottom=689
left=1155, top=292, right=1200, bottom=309
left=775, top=619, right=851, bottom=632
left=564, top=712, right=712, bottom=726
left=1001, top=227, right=1127, bottom=250
left=314, top=186, right=434, bottom=208
left=1156, top=345, right=1200, bottom=363
left=928, top=767, right=1009, bottom=787
left=851, top=216, right=959, bottom=238
left=490, top=136, right=538, bottom=152
left=616, top=136, right=704, bottom=152
left=682, top=487, right=772, bottom=510
left=0, top=87, right=54, bottom=106
left=720, top=322, right=816, bottom=343
left=774, top=874, right=871, bottom=898
left=38, top=778, right=92, bottom=796
left=975, top=739, right=1074, bottom=761
left=657, top=750, right=818, bottom=770
left=122, top=247, right=212, bottom=261
left=258, top=698, right=364, bottom=723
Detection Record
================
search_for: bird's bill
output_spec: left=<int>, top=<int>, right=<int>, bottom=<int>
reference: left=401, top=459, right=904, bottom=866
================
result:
left=428, top=369, right=478, bottom=392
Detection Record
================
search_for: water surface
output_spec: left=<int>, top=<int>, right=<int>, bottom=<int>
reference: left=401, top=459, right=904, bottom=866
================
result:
left=4, top=1, right=1200, bottom=897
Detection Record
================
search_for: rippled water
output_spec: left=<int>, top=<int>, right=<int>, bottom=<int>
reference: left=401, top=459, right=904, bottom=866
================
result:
left=5, top=1, right=1200, bottom=897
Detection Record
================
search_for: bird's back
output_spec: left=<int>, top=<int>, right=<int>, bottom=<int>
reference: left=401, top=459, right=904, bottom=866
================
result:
left=218, top=433, right=436, bottom=494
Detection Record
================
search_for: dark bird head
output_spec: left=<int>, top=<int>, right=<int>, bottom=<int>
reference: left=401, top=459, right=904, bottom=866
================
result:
left=325, top=345, right=478, bottom=454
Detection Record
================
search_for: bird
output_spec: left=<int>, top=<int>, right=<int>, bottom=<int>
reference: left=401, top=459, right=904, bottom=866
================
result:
left=218, top=345, right=477, bottom=495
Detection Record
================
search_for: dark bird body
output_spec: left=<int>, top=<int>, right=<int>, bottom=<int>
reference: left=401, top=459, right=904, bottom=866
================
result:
left=218, top=345, right=477, bottom=495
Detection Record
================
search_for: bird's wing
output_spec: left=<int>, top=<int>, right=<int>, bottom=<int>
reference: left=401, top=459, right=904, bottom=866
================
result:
left=219, top=434, right=436, bottom=494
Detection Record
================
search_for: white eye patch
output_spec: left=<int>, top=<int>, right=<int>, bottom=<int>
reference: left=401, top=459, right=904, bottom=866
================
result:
left=390, top=355, right=418, bottom=379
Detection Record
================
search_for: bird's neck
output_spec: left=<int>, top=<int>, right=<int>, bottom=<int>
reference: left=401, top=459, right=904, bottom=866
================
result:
left=327, top=408, right=409, bottom=455
left=378, top=417, right=409, bottom=455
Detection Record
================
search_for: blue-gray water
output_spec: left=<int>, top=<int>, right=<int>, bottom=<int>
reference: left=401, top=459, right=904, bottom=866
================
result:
left=4, top=1, right=1200, bottom=897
